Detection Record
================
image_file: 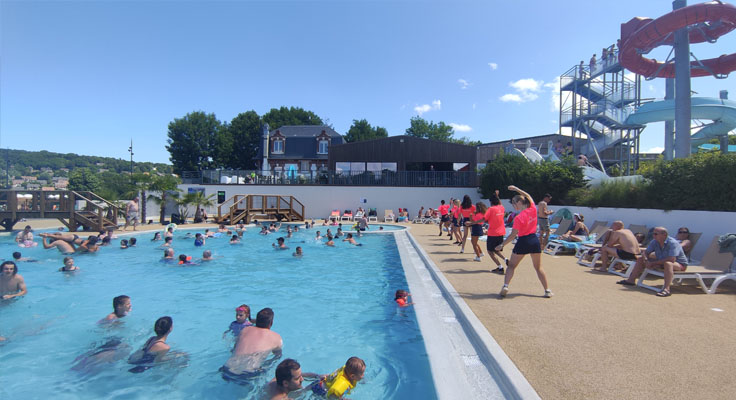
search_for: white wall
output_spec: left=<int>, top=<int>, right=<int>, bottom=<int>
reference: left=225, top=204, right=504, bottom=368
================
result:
left=179, top=184, right=483, bottom=220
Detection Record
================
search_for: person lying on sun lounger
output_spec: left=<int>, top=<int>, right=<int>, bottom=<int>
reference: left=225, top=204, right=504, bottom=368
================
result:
left=557, top=213, right=589, bottom=242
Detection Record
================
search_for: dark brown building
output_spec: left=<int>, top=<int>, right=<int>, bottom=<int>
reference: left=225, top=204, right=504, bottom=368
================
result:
left=328, top=135, right=477, bottom=173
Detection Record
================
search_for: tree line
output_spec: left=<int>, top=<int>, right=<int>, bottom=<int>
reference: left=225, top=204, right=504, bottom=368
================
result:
left=166, top=106, right=481, bottom=174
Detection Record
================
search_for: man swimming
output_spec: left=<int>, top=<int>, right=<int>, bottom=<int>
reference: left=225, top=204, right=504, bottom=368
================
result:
left=41, top=235, right=76, bottom=254
left=272, top=237, right=288, bottom=249
left=222, top=308, right=282, bottom=380
left=101, top=295, right=131, bottom=322
left=15, top=225, right=35, bottom=246
left=1, top=261, right=28, bottom=300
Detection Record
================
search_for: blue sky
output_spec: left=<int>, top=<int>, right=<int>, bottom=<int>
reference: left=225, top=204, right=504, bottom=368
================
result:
left=2, top=0, right=734, bottom=164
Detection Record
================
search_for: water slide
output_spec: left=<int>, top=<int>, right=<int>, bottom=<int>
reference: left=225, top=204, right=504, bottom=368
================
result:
left=626, top=97, right=736, bottom=151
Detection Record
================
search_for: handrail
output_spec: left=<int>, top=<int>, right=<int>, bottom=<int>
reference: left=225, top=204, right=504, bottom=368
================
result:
left=216, top=194, right=244, bottom=222
left=217, top=194, right=305, bottom=224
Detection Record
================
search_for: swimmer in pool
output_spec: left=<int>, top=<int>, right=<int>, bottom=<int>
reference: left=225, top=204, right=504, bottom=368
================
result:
left=202, top=250, right=214, bottom=261
left=163, top=248, right=175, bottom=261
left=15, top=225, right=35, bottom=247
left=12, top=251, right=36, bottom=262
left=41, top=235, right=76, bottom=254
left=293, top=247, right=303, bottom=257
left=161, top=237, right=173, bottom=247
left=101, top=295, right=131, bottom=322
left=394, top=290, right=413, bottom=307
left=335, top=228, right=343, bottom=238
left=128, top=238, right=137, bottom=247
left=309, top=356, right=366, bottom=399
left=1, top=261, right=27, bottom=300
left=120, top=239, right=129, bottom=249
left=265, top=359, right=322, bottom=400
left=222, top=308, right=282, bottom=379
left=164, top=227, right=175, bottom=238
left=260, top=226, right=270, bottom=235
left=39, top=232, right=99, bottom=253
left=152, top=232, right=162, bottom=241
left=194, top=233, right=205, bottom=246
left=178, top=254, right=194, bottom=265
left=230, top=235, right=241, bottom=244
left=325, top=234, right=335, bottom=247
left=272, top=237, right=288, bottom=250
left=224, top=304, right=254, bottom=337
left=205, top=229, right=215, bottom=238
left=128, top=316, right=173, bottom=372
left=315, top=231, right=322, bottom=240
left=342, top=233, right=362, bottom=246
left=59, top=256, right=80, bottom=272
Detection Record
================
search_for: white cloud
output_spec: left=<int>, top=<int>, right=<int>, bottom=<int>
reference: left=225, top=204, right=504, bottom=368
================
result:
left=449, top=123, right=472, bottom=132
left=457, top=79, right=471, bottom=89
left=509, top=78, right=543, bottom=92
left=647, top=146, right=664, bottom=153
left=488, top=62, right=498, bottom=70
left=546, top=77, right=561, bottom=111
left=500, top=93, right=523, bottom=103
left=414, top=99, right=441, bottom=116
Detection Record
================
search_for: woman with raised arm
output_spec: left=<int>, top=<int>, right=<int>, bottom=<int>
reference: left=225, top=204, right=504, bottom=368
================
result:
left=495, top=185, right=553, bottom=298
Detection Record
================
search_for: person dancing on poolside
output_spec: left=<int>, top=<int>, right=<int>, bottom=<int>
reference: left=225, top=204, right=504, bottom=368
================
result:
left=495, top=185, right=553, bottom=298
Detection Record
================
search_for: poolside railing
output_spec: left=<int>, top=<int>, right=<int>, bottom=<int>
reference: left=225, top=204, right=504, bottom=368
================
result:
left=183, top=170, right=478, bottom=187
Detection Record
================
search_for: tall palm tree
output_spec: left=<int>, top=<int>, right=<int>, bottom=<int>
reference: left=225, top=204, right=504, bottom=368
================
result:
left=147, top=175, right=181, bottom=224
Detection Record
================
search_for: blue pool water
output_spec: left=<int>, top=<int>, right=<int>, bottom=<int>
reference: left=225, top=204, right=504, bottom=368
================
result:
left=0, top=227, right=436, bottom=399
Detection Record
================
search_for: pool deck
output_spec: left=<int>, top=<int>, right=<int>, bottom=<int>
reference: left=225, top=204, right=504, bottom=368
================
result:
left=406, top=223, right=736, bottom=400
left=15, top=219, right=736, bottom=399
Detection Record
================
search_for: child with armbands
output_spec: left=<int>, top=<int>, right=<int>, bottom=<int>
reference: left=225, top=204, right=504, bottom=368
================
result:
left=310, top=357, right=365, bottom=399
left=394, top=290, right=413, bottom=307
left=223, top=304, right=254, bottom=337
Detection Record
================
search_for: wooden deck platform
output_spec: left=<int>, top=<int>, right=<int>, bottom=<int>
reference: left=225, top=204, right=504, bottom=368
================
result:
left=215, top=194, right=304, bottom=225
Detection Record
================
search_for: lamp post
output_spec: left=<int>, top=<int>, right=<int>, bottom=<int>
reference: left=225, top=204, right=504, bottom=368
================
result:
left=128, top=139, right=134, bottom=183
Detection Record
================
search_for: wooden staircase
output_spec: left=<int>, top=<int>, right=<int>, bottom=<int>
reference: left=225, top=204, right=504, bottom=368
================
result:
left=215, top=194, right=304, bottom=225
left=0, top=190, right=125, bottom=232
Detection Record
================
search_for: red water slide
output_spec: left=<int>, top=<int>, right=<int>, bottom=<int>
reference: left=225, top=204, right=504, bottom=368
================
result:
left=619, top=1, right=736, bottom=78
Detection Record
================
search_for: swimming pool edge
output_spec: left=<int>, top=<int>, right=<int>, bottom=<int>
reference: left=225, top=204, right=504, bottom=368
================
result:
left=395, top=229, right=541, bottom=400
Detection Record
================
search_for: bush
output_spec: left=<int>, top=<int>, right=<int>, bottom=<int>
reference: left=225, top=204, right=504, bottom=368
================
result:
left=571, top=153, right=736, bottom=211
left=479, top=154, right=585, bottom=204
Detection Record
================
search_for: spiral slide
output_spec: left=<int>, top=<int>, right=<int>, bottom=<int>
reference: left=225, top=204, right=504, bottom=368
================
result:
left=625, top=97, right=736, bottom=151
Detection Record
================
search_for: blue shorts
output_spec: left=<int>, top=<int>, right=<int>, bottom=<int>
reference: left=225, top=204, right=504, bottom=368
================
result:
left=486, top=235, right=504, bottom=251
left=471, top=224, right=484, bottom=237
left=513, top=234, right=541, bottom=255
left=452, top=217, right=460, bottom=227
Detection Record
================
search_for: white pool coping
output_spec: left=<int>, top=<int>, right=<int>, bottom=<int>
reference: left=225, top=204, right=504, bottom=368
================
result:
left=393, top=229, right=540, bottom=400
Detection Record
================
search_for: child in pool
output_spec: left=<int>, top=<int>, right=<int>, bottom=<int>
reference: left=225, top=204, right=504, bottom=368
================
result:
left=293, top=246, right=303, bottom=257
left=310, top=356, right=365, bottom=398
left=120, top=239, right=129, bottom=249
left=224, top=305, right=254, bottom=337
left=59, top=256, right=79, bottom=272
left=394, top=290, right=413, bottom=307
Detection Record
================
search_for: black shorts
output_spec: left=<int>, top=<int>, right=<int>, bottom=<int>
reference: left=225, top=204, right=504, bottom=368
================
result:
left=513, top=234, right=541, bottom=255
left=452, top=217, right=460, bottom=227
left=616, top=248, right=638, bottom=260
left=486, top=235, right=504, bottom=251
left=471, top=224, right=484, bottom=237
left=441, top=215, right=450, bottom=223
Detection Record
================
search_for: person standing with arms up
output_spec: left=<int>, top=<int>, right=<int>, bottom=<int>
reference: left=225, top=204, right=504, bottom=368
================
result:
left=495, top=186, right=553, bottom=298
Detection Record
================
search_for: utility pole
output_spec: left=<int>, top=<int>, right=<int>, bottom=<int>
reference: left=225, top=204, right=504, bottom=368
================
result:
left=128, top=139, right=134, bottom=183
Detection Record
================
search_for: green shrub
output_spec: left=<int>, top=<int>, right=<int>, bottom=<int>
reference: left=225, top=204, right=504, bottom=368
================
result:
left=479, top=154, right=585, bottom=204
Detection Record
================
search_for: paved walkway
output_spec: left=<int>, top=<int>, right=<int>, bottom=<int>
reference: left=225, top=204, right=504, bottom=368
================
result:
left=407, top=223, right=736, bottom=400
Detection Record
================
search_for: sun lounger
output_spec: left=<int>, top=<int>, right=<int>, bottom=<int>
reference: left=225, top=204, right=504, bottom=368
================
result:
left=328, top=210, right=340, bottom=221
left=544, top=237, right=596, bottom=256
left=383, top=209, right=394, bottom=222
left=341, top=210, right=353, bottom=221
left=547, top=219, right=573, bottom=241
left=637, top=236, right=736, bottom=294
left=367, top=208, right=378, bottom=222
left=354, top=210, right=364, bottom=220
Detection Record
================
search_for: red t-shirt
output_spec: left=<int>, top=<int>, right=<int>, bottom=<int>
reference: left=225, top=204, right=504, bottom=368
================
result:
left=484, top=205, right=506, bottom=237
left=512, top=203, right=538, bottom=236
left=451, top=206, right=461, bottom=219
left=438, top=204, right=450, bottom=216
left=460, top=205, right=476, bottom=218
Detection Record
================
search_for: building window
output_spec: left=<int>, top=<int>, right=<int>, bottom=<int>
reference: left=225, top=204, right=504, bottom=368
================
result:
left=273, top=139, right=284, bottom=154
left=318, top=140, right=329, bottom=154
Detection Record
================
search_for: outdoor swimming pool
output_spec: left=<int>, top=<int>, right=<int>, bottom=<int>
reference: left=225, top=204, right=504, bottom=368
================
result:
left=0, top=226, right=436, bottom=399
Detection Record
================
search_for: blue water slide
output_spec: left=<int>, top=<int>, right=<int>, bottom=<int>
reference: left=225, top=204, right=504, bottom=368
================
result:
left=625, top=98, right=736, bottom=151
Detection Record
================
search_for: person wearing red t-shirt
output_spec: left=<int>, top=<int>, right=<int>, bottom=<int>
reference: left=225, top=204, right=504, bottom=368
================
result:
left=495, top=185, right=553, bottom=299
left=450, top=199, right=463, bottom=244
left=437, top=200, right=452, bottom=237
left=458, top=195, right=476, bottom=254
left=466, top=202, right=488, bottom=261
left=484, top=190, right=509, bottom=274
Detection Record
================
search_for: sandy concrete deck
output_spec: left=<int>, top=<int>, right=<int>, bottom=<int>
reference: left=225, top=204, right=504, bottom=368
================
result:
left=406, top=223, right=736, bottom=400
